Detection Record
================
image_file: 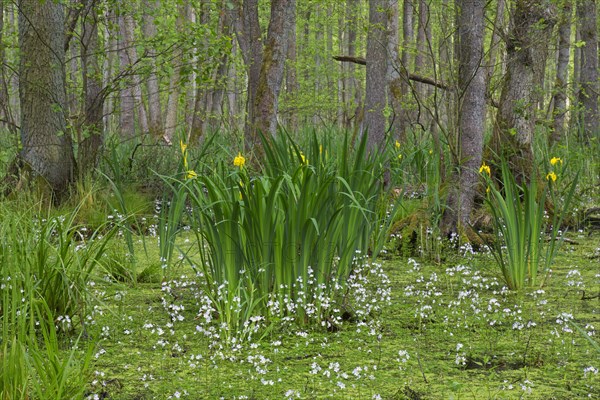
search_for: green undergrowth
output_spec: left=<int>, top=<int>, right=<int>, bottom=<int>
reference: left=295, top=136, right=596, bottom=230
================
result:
left=76, top=231, right=600, bottom=399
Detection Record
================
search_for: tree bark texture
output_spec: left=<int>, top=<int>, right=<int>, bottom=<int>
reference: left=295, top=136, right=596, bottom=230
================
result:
left=347, top=0, right=362, bottom=131
left=162, top=3, right=187, bottom=144
left=251, top=0, right=295, bottom=146
left=79, top=0, right=104, bottom=175
left=441, top=0, right=486, bottom=234
left=494, top=0, right=555, bottom=183
left=486, top=0, right=506, bottom=88
left=232, top=0, right=263, bottom=143
left=387, top=1, right=404, bottom=138
left=18, top=0, right=74, bottom=195
left=0, top=0, right=9, bottom=130
left=414, top=0, right=432, bottom=106
left=576, top=0, right=599, bottom=142
left=285, top=1, right=299, bottom=131
left=550, top=1, right=571, bottom=145
left=363, top=0, right=390, bottom=153
left=117, top=12, right=136, bottom=138
left=142, top=0, right=163, bottom=139
left=117, top=7, right=148, bottom=139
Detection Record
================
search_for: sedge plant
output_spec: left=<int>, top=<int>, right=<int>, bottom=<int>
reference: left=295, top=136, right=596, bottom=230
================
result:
left=0, top=199, right=101, bottom=398
left=480, top=158, right=578, bottom=290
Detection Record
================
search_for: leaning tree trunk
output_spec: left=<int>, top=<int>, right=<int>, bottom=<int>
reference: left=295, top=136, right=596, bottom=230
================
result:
left=441, top=0, right=486, bottom=236
left=550, top=0, right=571, bottom=146
left=78, top=0, right=104, bottom=176
left=250, top=0, right=295, bottom=148
left=576, top=0, right=599, bottom=143
left=363, top=0, right=390, bottom=153
left=493, top=0, right=555, bottom=184
left=18, top=0, right=74, bottom=196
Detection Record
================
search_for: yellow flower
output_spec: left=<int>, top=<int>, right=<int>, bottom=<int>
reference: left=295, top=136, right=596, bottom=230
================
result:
left=546, top=171, right=557, bottom=182
left=300, top=152, right=307, bottom=165
left=180, top=140, right=189, bottom=169
left=233, top=152, right=245, bottom=168
left=398, top=154, right=402, bottom=160
left=429, top=149, right=433, bottom=155
left=395, top=140, right=401, bottom=149
left=319, top=144, right=323, bottom=154
left=479, top=162, right=491, bottom=176
left=486, top=186, right=490, bottom=194
left=186, top=170, right=197, bottom=180
left=550, top=157, right=562, bottom=166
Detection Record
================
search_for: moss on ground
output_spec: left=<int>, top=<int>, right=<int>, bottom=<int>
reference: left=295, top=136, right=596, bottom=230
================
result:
left=75, top=231, right=600, bottom=399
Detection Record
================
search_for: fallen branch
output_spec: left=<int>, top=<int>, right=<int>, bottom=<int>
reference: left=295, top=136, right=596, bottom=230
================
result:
left=333, top=55, right=451, bottom=91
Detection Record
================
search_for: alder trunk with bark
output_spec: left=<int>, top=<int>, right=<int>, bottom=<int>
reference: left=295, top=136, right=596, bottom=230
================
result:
left=576, top=0, right=599, bottom=142
left=441, top=0, right=486, bottom=235
left=79, top=0, right=104, bottom=175
left=493, top=0, right=555, bottom=183
left=142, top=0, right=163, bottom=139
left=117, top=8, right=148, bottom=139
left=387, top=1, right=404, bottom=138
left=162, top=3, right=187, bottom=144
left=550, top=1, right=571, bottom=145
left=232, top=0, right=263, bottom=145
left=346, top=0, right=362, bottom=131
left=399, top=0, right=414, bottom=138
left=18, top=0, right=74, bottom=195
left=250, top=0, right=295, bottom=147
left=363, top=0, right=390, bottom=153
left=285, top=2, right=299, bottom=131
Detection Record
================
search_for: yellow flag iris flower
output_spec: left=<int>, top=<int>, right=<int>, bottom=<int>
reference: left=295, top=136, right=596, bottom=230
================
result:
left=233, top=152, right=245, bottom=168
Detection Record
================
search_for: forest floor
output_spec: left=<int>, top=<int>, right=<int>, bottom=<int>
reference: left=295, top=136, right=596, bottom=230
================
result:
left=80, top=230, right=599, bottom=400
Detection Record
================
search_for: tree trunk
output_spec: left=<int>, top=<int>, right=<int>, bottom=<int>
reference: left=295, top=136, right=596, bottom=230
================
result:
left=250, top=0, right=295, bottom=148
left=414, top=0, right=431, bottom=105
left=441, top=0, right=486, bottom=235
left=493, top=0, right=555, bottom=183
left=190, top=3, right=211, bottom=142
left=117, top=12, right=136, bottom=139
left=227, top=39, right=240, bottom=132
left=141, top=0, right=163, bottom=139
left=313, top=6, right=323, bottom=126
left=486, top=0, right=506, bottom=87
left=79, top=0, right=104, bottom=176
left=103, top=11, right=117, bottom=135
left=363, top=0, right=390, bottom=153
left=285, top=2, right=299, bottom=131
left=387, top=1, right=404, bottom=138
left=18, top=0, right=74, bottom=196
left=550, top=0, right=571, bottom=145
left=117, top=8, right=148, bottom=139
left=232, top=0, right=263, bottom=144
left=162, top=3, right=187, bottom=144
left=0, top=0, right=10, bottom=131
left=576, top=0, right=599, bottom=142
left=399, top=0, right=415, bottom=137
left=347, top=0, right=362, bottom=131
left=208, top=5, right=231, bottom=133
